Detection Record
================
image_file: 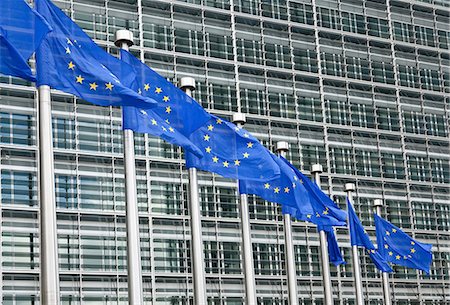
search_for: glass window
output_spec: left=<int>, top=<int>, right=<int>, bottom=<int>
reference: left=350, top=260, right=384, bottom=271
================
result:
left=382, top=153, right=406, bottom=179
left=1, top=170, right=38, bottom=207
left=289, top=2, right=314, bottom=25
left=367, top=17, right=389, bottom=39
left=329, top=147, right=354, bottom=175
left=297, top=96, right=322, bottom=122
left=326, top=100, right=350, bottom=125
left=175, top=29, right=205, bottom=56
left=376, top=106, right=400, bottom=132
left=0, top=112, right=35, bottom=146
left=318, top=8, right=340, bottom=30
left=342, top=12, right=365, bottom=34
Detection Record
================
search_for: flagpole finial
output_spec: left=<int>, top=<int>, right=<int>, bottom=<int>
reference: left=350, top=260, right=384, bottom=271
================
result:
left=114, top=29, right=134, bottom=48
left=232, top=113, right=246, bottom=125
left=374, top=199, right=383, bottom=207
left=276, top=141, right=289, bottom=153
left=344, top=183, right=356, bottom=192
left=180, top=77, right=196, bottom=91
left=311, top=164, right=323, bottom=174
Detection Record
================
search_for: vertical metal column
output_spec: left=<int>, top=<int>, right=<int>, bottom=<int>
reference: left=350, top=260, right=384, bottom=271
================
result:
left=38, top=85, right=60, bottom=305
left=311, top=164, right=332, bottom=305
left=115, top=30, right=144, bottom=305
left=180, top=77, right=207, bottom=305
left=345, top=183, right=364, bottom=305
left=276, top=141, right=298, bottom=305
left=232, top=113, right=257, bottom=305
left=374, top=199, right=392, bottom=305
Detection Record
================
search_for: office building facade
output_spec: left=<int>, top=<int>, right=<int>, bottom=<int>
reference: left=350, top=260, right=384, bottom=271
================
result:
left=0, top=0, right=449, bottom=303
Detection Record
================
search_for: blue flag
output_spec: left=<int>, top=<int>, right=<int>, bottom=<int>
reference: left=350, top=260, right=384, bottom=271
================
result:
left=239, top=154, right=314, bottom=217
left=119, top=50, right=203, bottom=156
left=122, top=107, right=202, bottom=157
left=347, top=200, right=393, bottom=272
left=283, top=161, right=347, bottom=227
left=0, top=0, right=50, bottom=81
left=35, top=0, right=155, bottom=108
left=119, top=49, right=210, bottom=137
left=185, top=114, right=279, bottom=181
left=323, top=226, right=346, bottom=266
left=374, top=214, right=432, bottom=274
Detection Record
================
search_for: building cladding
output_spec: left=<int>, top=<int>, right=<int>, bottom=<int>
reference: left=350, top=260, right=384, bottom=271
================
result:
left=0, top=0, right=449, bottom=303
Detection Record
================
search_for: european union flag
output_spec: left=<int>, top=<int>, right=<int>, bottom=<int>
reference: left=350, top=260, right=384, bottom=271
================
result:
left=283, top=161, right=347, bottom=227
left=185, top=114, right=279, bottom=181
left=0, top=0, right=50, bottom=81
left=123, top=107, right=202, bottom=157
left=118, top=50, right=206, bottom=156
left=347, top=200, right=393, bottom=272
left=120, top=50, right=211, bottom=137
left=239, top=154, right=314, bottom=217
left=323, top=227, right=346, bottom=266
left=35, top=0, right=155, bottom=108
left=375, top=214, right=432, bottom=274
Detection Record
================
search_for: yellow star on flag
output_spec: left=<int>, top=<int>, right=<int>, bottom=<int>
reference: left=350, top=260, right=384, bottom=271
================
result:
left=151, top=119, right=157, bottom=125
left=155, top=87, right=162, bottom=94
left=169, top=127, right=174, bottom=133
left=395, top=255, right=401, bottom=260
left=105, top=82, right=114, bottom=90
left=234, top=160, right=240, bottom=166
left=392, top=229, right=397, bottom=233
left=264, top=183, right=270, bottom=189
left=388, top=251, right=393, bottom=256
left=386, top=231, right=390, bottom=236
left=243, top=152, right=249, bottom=158
left=205, top=146, right=212, bottom=153
left=65, top=47, right=71, bottom=54
left=144, top=83, right=150, bottom=91
left=207, top=125, right=214, bottom=131
left=203, top=134, right=210, bottom=141
left=284, top=187, right=290, bottom=193
left=212, top=156, right=219, bottom=163
left=274, top=187, right=280, bottom=194
left=323, top=210, right=329, bottom=215
left=68, top=61, right=75, bottom=70
left=216, top=118, right=222, bottom=124
left=306, top=214, right=312, bottom=219
left=384, top=244, right=389, bottom=249
left=223, top=161, right=229, bottom=167
left=410, top=248, right=416, bottom=253
left=247, top=142, right=253, bottom=148
left=165, top=106, right=171, bottom=114
left=162, top=126, right=167, bottom=132
left=76, top=75, right=84, bottom=84
left=89, top=82, right=98, bottom=90
left=163, top=96, right=170, bottom=102
left=411, top=241, right=415, bottom=245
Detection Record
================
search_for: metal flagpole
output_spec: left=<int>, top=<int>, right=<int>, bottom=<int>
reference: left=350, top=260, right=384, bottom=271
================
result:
left=345, top=183, right=364, bottom=305
left=374, top=199, right=392, bottom=305
left=180, top=77, right=207, bottom=305
left=38, top=85, right=60, bottom=305
left=276, top=141, right=298, bottom=305
left=311, top=164, right=332, bottom=305
left=232, top=113, right=257, bottom=305
left=115, top=30, right=144, bottom=305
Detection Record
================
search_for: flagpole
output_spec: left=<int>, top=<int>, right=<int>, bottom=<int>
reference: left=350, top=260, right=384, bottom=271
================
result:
left=276, top=141, right=298, bottom=305
left=345, top=183, right=364, bottom=305
left=374, top=199, right=392, bottom=305
left=115, top=30, right=144, bottom=305
left=311, top=164, right=332, bottom=305
left=232, top=113, right=257, bottom=305
left=180, top=77, right=207, bottom=305
left=37, top=85, right=60, bottom=305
